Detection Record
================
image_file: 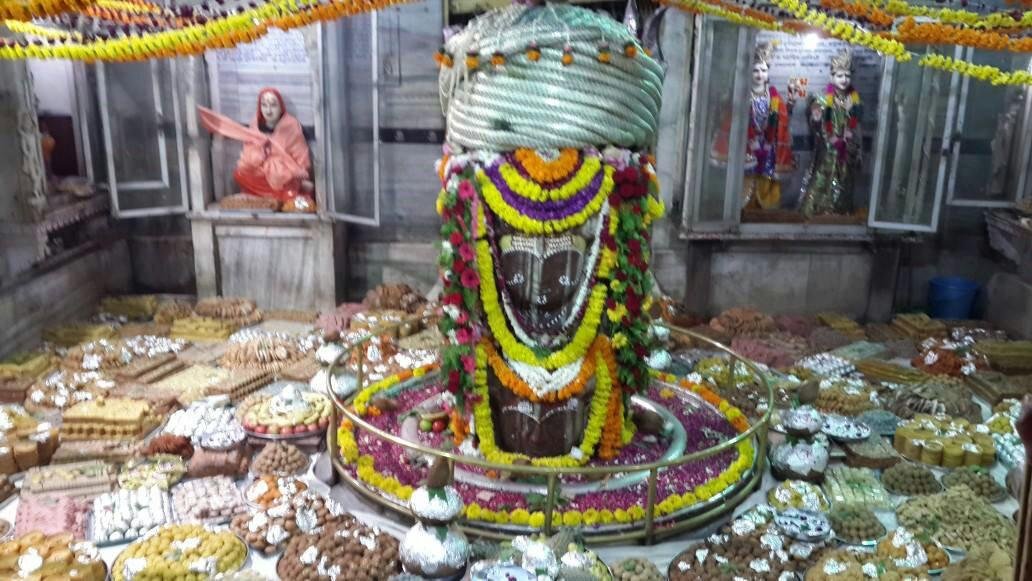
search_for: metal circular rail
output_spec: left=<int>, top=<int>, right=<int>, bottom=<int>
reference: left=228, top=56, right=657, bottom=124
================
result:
left=324, top=315, right=773, bottom=543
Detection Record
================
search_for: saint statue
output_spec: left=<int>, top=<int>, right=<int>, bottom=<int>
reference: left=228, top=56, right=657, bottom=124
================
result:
left=199, top=87, right=315, bottom=212
left=798, top=50, right=863, bottom=217
left=710, top=42, right=795, bottom=210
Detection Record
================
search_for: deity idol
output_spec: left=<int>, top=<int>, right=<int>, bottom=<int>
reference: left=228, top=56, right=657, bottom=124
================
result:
left=798, top=50, right=862, bottom=217
left=198, top=87, right=315, bottom=212
left=435, top=4, right=665, bottom=461
left=710, top=42, right=795, bottom=210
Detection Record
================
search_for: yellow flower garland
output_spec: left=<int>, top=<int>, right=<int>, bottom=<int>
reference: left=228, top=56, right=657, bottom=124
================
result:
left=667, top=0, right=784, bottom=31
left=477, top=239, right=608, bottom=370
left=4, top=20, right=81, bottom=40
left=352, top=363, right=438, bottom=416
left=497, top=155, right=605, bottom=203
left=337, top=364, right=757, bottom=528
left=867, top=0, right=1032, bottom=30
left=471, top=338, right=615, bottom=467
left=476, top=166, right=613, bottom=235
left=920, top=52, right=1032, bottom=86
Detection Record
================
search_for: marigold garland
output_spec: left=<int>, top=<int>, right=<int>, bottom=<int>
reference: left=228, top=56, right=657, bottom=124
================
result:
left=484, top=337, right=602, bottom=403
left=351, top=363, right=439, bottom=416
left=499, top=153, right=603, bottom=202
left=477, top=238, right=608, bottom=371
left=0, top=0, right=97, bottom=21
left=512, top=148, right=582, bottom=184
left=919, top=51, right=1032, bottom=85
left=662, top=0, right=783, bottom=31
left=895, top=17, right=1032, bottom=53
left=472, top=337, right=616, bottom=468
left=0, top=0, right=410, bottom=61
left=868, top=0, right=1032, bottom=30
left=477, top=163, right=613, bottom=235
left=336, top=366, right=757, bottom=528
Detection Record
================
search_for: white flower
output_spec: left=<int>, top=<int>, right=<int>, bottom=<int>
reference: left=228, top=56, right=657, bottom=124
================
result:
left=441, top=241, right=453, bottom=257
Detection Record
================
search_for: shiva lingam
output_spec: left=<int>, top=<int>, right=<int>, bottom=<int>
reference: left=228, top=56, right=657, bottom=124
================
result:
left=435, top=3, right=666, bottom=464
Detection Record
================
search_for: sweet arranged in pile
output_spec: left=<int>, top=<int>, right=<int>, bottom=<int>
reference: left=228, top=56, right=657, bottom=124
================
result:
left=880, top=462, right=941, bottom=496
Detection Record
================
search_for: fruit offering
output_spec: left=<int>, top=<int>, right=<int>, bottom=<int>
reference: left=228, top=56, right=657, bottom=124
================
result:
left=768, top=480, right=830, bottom=512
left=0, top=532, right=106, bottom=580
left=244, top=475, right=308, bottom=508
left=881, top=463, right=941, bottom=497
left=251, top=442, right=308, bottom=476
left=828, top=504, right=885, bottom=544
left=238, top=385, right=331, bottom=436
left=823, top=466, right=890, bottom=509
left=612, top=557, right=663, bottom=581
left=111, top=524, right=247, bottom=581
left=896, top=486, right=1016, bottom=551
left=941, top=467, right=1007, bottom=502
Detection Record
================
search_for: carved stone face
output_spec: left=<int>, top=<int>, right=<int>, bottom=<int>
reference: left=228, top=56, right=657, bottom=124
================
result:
left=260, top=91, right=283, bottom=129
left=752, top=62, right=769, bottom=90
left=494, top=214, right=597, bottom=342
left=831, top=69, right=852, bottom=93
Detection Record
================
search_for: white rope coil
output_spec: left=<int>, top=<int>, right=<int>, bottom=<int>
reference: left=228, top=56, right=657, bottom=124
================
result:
left=440, top=3, right=664, bottom=151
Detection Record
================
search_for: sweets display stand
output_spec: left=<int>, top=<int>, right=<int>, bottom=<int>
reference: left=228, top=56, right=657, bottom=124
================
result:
left=326, top=316, right=772, bottom=544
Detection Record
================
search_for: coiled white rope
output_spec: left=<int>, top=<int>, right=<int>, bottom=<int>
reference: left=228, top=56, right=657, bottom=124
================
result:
left=440, top=3, right=664, bottom=151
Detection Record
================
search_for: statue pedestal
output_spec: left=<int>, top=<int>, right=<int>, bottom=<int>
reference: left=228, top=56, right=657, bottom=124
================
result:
left=188, top=210, right=338, bottom=310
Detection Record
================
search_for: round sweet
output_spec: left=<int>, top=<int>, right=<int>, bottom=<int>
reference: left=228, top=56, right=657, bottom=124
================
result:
left=828, top=505, right=885, bottom=545
left=768, top=480, right=829, bottom=512
left=881, top=463, right=941, bottom=497
left=896, top=486, right=1016, bottom=551
left=110, top=524, right=246, bottom=581
left=668, top=521, right=820, bottom=581
left=232, top=490, right=351, bottom=555
left=277, top=519, right=400, bottom=580
left=941, top=467, right=1006, bottom=501
left=0, top=533, right=105, bottom=580
left=245, top=476, right=308, bottom=508
left=612, top=557, right=663, bottom=581
left=252, top=442, right=309, bottom=476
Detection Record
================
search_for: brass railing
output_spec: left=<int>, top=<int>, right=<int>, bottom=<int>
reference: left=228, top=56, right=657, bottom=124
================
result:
left=324, top=316, right=773, bottom=543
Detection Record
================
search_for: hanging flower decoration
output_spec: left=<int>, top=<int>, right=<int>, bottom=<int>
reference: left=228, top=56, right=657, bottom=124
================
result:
left=894, top=17, right=1032, bottom=52
left=603, top=150, right=665, bottom=395
left=920, top=51, right=1032, bottom=85
left=0, top=0, right=97, bottom=21
left=434, top=156, right=486, bottom=433
left=0, top=0, right=411, bottom=61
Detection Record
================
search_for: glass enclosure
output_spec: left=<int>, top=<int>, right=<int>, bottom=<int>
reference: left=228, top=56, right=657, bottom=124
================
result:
left=947, top=49, right=1032, bottom=207
left=680, top=15, right=1032, bottom=235
left=868, top=46, right=956, bottom=231
left=98, top=59, right=187, bottom=215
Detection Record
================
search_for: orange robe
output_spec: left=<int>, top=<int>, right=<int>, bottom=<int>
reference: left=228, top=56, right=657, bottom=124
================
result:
left=233, top=111, right=310, bottom=202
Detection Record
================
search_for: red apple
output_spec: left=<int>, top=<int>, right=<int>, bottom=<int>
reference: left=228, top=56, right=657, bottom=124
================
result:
left=432, top=419, right=446, bottom=433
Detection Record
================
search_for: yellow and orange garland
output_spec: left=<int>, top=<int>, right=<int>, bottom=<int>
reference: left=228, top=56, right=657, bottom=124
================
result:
left=476, top=239, right=612, bottom=371
left=351, top=362, right=439, bottom=417
left=483, top=337, right=604, bottom=404
left=336, top=365, right=757, bottom=527
left=512, top=148, right=582, bottom=184
left=472, top=337, right=618, bottom=468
